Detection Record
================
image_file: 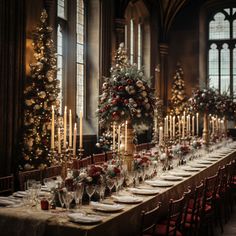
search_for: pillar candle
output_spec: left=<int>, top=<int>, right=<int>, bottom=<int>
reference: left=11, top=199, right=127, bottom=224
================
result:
left=113, top=123, right=116, bottom=151
left=69, top=109, right=72, bottom=147
left=159, top=126, right=163, bottom=145
left=212, top=117, right=215, bottom=135
left=178, top=116, right=181, bottom=138
left=63, top=106, right=67, bottom=149
left=169, top=115, right=172, bottom=139
left=192, top=115, right=195, bottom=136
left=58, top=127, right=61, bottom=154
left=118, top=125, right=121, bottom=152
left=73, top=123, right=77, bottom=156
left=166, top=116, right=169, bottom=137
left=125, top=121, right=128, bottom=152
left=196, top=113, right=199, bottom=136
left=51, top=106, right=55, bottom=149
left=173, top=116, right=175, bottom=138
left=182, top=115, right=185, bottom=139
left=79, top=111, right=83, bottom=149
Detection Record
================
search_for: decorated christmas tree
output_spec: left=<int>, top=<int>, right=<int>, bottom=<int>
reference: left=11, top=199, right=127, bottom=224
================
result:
left=20, top=10, right=60, bottom=170
left=169, top=63, right=188, bottom=116
left=97, top=43, right=156, bottom=150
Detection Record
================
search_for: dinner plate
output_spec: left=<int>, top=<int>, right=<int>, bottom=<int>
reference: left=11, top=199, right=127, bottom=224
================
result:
left=160, top=175, right=184, bottom=181
left=179, top=166, right=200, bottom=172
left=195, top=160, right=213, bottom=164
left=145, top=180, right=174, bottom=187
left=0, top=198, right=15, bottom=206
left=168, top=171, right=192, bottom=177
left=12, top=191, right=27, bottom=198
left=112, top=195, right=143, bottom=204
left=90, top=201, right=124, bottom=212
left=128, top=188, right=159, bottom=195
left=188, top=163, right=207, bottom=168
left=68, top=213, right=103, bottom=224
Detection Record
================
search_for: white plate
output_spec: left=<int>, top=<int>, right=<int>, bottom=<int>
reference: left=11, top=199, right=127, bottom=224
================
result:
left=160, top=175, right=184, bottom=181
left=12, top=191, right=27, bottom=198
left=196, top=160, right=213, bottom=164
left=188, top=163, right=207, bottom=168
left=145, top=180, right=174, bottom=187
left=112, top=195, right=143, bottom=204
left=90, top=201, right=124, bottom=212
left=168, top=171, right=192, bottom=177
left=128, top=188, right=159, bottom=195
left=0, top=199, right=15, bottom=206
left=179, top=166, right=200, bottom=172
left=68, top=213, right=103, bottom=224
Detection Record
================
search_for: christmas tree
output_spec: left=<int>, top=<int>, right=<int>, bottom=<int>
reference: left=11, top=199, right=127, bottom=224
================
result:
left=97, top=43, right=156, bottom=130
left=169, top=63, right=188, bottom=116
left=20, top=10, right=60, bottom=170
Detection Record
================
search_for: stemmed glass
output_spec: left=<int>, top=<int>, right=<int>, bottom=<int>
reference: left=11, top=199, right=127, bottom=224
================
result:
left=74, top=182, right=84, bottom=210
left=62, top=190, right=74, bottom=212
left=106, top=178, right=115, bottom=196
left=58, top=189, right=65, bottom=209
left=96, top=184, right=106, bottom=202
left=86, top=184, right=96, bottom=205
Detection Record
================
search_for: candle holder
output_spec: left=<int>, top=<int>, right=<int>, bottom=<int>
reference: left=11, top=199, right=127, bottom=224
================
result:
left=78, top=148, right=84, bottom=160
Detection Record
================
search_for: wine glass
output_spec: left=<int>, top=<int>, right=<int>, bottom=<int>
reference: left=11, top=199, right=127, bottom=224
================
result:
left=62, top=190, right=74, bottom=212
left=58, top=189, right=65, bottom=209
left=86, top=185, right=96, bottom=205
left=74, top=182, right=84, bottom=209
left=106, top=177, right=115, bottom=196
left=96, top=184, right=106, bottom=202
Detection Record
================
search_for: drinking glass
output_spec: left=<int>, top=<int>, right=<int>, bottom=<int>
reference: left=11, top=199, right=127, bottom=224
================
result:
left=96, top=184, right=106, bottom=202
left=106, top=178, right=115, bottom=196
left=62, top=190, right=74, bottom=212
left=86, top=185, right=96, bottom=205
left=58, top=189, right=65, bottom=208
left=74, top=182, right=84, bottom=209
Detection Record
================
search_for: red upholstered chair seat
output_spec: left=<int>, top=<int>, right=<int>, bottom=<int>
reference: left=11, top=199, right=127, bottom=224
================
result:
left=154, top=224, right=182, bottom=236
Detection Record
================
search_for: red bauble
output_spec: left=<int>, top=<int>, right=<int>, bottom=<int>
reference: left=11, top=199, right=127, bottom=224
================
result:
left=127, top=79, right=132, bottom=84
left=124, top=99, right=129, bottom=104
left=113, top=86, right=118, bottom=91
left=112, top=111, right=120, bottom=121
left=118, top=86, right=124, bottom=91
left=112, top=99, right=117, bottom=105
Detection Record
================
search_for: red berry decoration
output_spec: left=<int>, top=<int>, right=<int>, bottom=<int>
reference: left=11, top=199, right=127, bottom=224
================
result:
left=118, top=86, right=124, bottom=91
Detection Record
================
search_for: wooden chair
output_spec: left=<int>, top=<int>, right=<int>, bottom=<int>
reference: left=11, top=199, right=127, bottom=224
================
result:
left=183, top=182, right=205, bottom=236
left=139, top=202, right=161, bottom=236
left=155, top=196, right=185, bottom=236
left=79, top=156, right=92, bottom=168
left=92, top=153, right=106, bottom=164
left=18, top=169, right=43, bottom=190
left=135, top=143, right=149, bottom=152
left=0, top=174, right=14, bottom=195
left=105, top=151, right=113, bottom=162
left=43, top=165, right=62, bottom=179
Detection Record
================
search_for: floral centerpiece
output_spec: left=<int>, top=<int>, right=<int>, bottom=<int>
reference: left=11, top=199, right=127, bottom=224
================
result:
left=133, top=154, right=151, bottom=171
left=97, top=43, right=156, bottom=132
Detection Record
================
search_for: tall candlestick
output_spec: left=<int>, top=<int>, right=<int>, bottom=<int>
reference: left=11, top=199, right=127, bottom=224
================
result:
left=73, top=123, right=77, bottom=156
left=113, top=123, right=116, bottom=151
left=118, top=125, right=121, bottom=152
left=58, top=127, right=61, bottom=154
left=169, top=115, right=172, bottom=139
left=125, top=121, right=128, bottom=152
left=178, top=116, right=181, bottom=138
left=196, top=113, right=199, bottom=136
left=51, top=105, right=55, bottom=149
left=63, top=106, right=67, bottom=149
left=182, top=115, right=185, bottom=139
left=69, top=109, right=72, bottom=147
left=159, top=126, right=163, bottom=145
left=166, top=116, right=169, bottom=137
left=79, top=111, right=83, bottom=149
left=187, top=115, right=190, bottom=136
left=192, top=115, right=195, bottom=136
left=173, top=116, right=175, bottom=138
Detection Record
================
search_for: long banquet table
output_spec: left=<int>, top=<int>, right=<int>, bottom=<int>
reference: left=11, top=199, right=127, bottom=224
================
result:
left=0, top=149, right=236, bottom=236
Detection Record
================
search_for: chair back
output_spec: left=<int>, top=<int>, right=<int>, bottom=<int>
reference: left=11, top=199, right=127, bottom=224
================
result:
left=92, top=153, right=106, bottom=164
left=79, top=156, right=92, bottom=168
left=43, top=165, right=62, bottom=179
left=140, top=203, right=161, bottom=236
left=18, top=169, right=43, bottom=190
left=135, top=143, right=149, bottom=152
left=0, top=175, right=14, bottom=195
left=166, top=196, right=185, bottom=235
left=105, top=151, right=113, bottom=162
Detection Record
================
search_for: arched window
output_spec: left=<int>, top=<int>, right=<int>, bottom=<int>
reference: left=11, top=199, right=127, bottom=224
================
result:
left=57, top=0, right=85, bottom=115
left=208, top=7, right=236, bottom=96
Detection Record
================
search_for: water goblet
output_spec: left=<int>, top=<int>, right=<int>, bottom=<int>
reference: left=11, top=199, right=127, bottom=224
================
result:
left=85, top=184, right=96, bottom=205
left=96, top=184, right=106, bottom=202
left=74, top=182, right=84, bottom=209
left=106, top=178, right=115, bottom=196
left=58, top=189, right=65, bottom=209
left=62, top=190, right=74, bottom=212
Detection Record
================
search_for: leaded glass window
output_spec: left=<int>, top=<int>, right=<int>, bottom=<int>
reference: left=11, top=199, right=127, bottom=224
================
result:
left=208, top=7, right=236, bottom=96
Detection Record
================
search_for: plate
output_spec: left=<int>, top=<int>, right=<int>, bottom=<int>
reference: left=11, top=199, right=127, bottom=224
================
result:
left=179, top=166, right=200, bottom=172
left=0, top=198, right=15, bottom=206
left=112, top=195, right=143, bottom=204
left=160, top=175, right=184, bottom=181
left=196, top=160, right=213, bottom=164
left=12, top=191, right=27, bottom=198
left=188, top=163, right=207, bottom=168
left=68, top=213, right=103, bottom=224
left=91, top=201, right=124, bottom=212
left=168, top=171, right=192, bottom=177
left=145, top=180, right=174, bottom=187
left=128, top=188, right=159, bottom=195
